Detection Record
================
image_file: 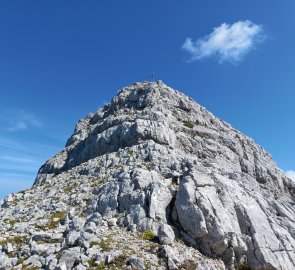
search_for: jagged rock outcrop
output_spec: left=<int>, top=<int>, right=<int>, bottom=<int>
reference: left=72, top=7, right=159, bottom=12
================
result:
left=1, top=81, right=294, bottom=270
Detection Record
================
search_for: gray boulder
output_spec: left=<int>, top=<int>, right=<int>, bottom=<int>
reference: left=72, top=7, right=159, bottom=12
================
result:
left=0, top=255, right=11, bottom=270
left=158, top=224, right=175, bottom=245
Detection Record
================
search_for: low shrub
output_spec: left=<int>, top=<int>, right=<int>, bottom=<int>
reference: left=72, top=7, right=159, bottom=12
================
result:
left=183, top=120, right=194, bottom=129
left=141, top=230, right=157, bottom=241
left=17, top=258, right=25, bottom=265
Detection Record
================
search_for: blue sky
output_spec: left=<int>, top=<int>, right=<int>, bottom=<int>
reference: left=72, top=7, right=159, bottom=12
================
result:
left=0, top=1, right=294, bottom=199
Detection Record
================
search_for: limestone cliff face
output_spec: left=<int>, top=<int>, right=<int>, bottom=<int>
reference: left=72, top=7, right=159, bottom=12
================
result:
left=1, top=81, right=294, bottom=270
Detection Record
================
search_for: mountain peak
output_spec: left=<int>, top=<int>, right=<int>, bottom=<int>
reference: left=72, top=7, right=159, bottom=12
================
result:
left=109, top=80, right=195, bottom=113
left=1, top=82, right=294, bottom=270
left=36, top=81, right=202, bottom=180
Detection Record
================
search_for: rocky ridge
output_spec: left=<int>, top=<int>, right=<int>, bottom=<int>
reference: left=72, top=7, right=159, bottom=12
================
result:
left=0, top=81, right=294, bottom=270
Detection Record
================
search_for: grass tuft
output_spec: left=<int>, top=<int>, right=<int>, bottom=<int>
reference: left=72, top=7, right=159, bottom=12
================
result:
left=183, top=120, right=194, bottom=129
left=141, top=230, right=157, bottom=241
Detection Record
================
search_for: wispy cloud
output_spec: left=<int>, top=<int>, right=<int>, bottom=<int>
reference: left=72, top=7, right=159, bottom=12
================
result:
left=7, top=121, right=27, bottom=132
left=0, top=155, right=36, bottom=164
left=0, top=136, right=60, bottom=156
left=182, top=20, right=265, bottom=63
left=0, top=137, right=23, bottom=151
left=0, top=163, right=38, bottom=173
left=286, top=170, right=295, bottom=181
left=0, top=135, right=62, bottom=198
left=4, top=109, right=42, bottom=132
left=0, top=141, right=44, bottom=198
left=0, top=109, right=61, bottom=198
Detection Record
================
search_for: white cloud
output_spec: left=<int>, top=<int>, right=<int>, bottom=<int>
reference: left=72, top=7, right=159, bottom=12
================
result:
left=19, top=109, right=42, bottom=128
left=5, top=109, right=42, bottom=132
left=286, top=170, right=295, bottom=181
left=7, top=121, right=27, bottom=132
left=182, top=20, right=265, bottom=63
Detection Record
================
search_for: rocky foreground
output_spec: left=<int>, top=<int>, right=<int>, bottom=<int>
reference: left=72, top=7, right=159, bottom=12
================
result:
left=0, top=81, right=294, bottom=270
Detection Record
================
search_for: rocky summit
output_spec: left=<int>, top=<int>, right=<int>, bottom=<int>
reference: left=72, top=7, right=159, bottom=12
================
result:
left=0, top=81, right=295, bottom=270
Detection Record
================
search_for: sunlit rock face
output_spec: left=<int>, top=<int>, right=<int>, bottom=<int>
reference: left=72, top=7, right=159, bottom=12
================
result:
left=1, top=81, right=294, bottom=270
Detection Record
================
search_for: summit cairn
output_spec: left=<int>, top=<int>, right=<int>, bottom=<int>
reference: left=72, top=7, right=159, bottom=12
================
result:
left=1, top=81, right=295, bottom=270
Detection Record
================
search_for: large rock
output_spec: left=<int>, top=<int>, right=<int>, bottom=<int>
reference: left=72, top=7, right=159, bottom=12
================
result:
left=0, top=255, right=11, bottom=270
left=58, top=247, right=81, bottom=269
left=0, top=81, right=294, bottom=270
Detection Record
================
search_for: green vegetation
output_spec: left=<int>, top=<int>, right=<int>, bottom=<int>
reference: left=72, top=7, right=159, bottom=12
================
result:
left=109, top=254, right=127, bottom=269
left=114, top=164, right=123, bottom=170
left=0, top=236, right=26, bottom=258
left=175, top=236, right=183, bottom=242
left=90, top=236, right=112, bottom=252
left=88, top=259, right=106, bottom=269
left=34, top=223, right=44, bottom=230
left=91, top=178, right=108, bottom=187
left=88, top=258, right=97, bottom=268
left=64, top=184, right=78, bottom=193
left=35, top=210, right=67, bottom=231
left=47, top=210, right=66, bottom=229
left=126, top=149, right=135, bottom=156
left=183, top=120, right=194, bottom=129
left=237, top=263, right=251, bottom=270
left=19, top=189, right=29, bottom=194
left=22, top=266, right=39, bottom=270
left=56, top=252, right=62, bottom=261
left=36, top=238, right=61, bottom=244
left=17, top=258, right=25, bottom=265
left=0, top=236, right=26, bottom=246
left=7, top=251, right=14, bottom=257
left=43, top=183, right=52, bottom=190
left=51, top=196, right=60, bottom=202
left=180, top=260, right=198, bottom=270
left=97, top=240, right=111, bottom=252
left=4, top=219, right=17, bottom=226
left=141, top=230, right=157, bottom=241
left=97, top=262, right=106, bottom=270
left=136, top=162, right=151, bottom=171
left=89, top=241, right=101, bottom=248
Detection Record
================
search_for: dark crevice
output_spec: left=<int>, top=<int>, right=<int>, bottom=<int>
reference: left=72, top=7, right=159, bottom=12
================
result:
left=166, top=195, right=176, bottom=225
